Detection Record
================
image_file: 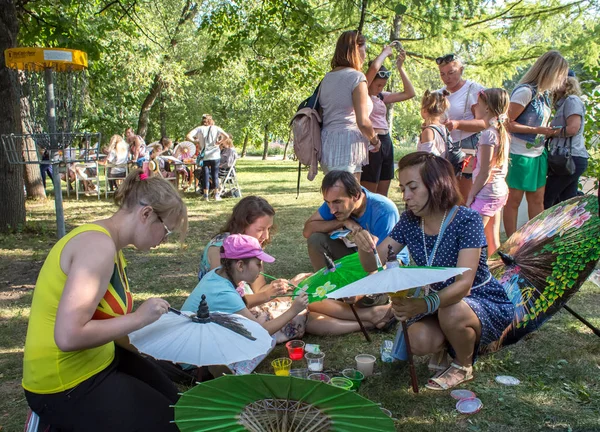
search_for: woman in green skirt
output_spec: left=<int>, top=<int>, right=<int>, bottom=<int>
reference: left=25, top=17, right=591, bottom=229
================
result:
left=504, top=51, right=569, bottom=237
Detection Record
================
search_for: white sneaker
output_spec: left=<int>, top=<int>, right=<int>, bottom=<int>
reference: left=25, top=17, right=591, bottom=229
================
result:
left=202, top=194, right=209, bottom=201
left=214, top=194, right=222, bottom=201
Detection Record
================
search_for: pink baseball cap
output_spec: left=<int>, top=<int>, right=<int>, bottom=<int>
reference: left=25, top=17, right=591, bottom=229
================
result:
left=220, top=234, right=275, bottom=263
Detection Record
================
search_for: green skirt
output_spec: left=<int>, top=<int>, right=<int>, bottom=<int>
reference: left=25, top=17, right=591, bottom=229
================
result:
left=506, top=150, right=547, bottom=192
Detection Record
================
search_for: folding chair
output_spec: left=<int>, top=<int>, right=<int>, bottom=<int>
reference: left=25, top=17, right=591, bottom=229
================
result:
left=217, top=158, right=242, bottom=198
left=104, top=162, right=129, bottom=199
left=74, top=161, right=100, bottom=200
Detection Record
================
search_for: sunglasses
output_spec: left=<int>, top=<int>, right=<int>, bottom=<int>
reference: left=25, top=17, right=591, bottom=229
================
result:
left=376, top=70, right=392, bottom=79
left=436, top=54, right=457, bottom=65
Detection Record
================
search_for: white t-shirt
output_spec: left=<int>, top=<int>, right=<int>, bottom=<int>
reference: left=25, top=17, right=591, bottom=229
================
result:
left=441, top=80, right=485, bottom=142
left=192, top=125, right=226, bottom=160
left=321, top=68, right=373, bottom=132
left=509, top=86, right=551, bottom=157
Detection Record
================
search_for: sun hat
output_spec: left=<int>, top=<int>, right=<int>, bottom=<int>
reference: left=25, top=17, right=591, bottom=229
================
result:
left=221, top=234, right=275, bottom=263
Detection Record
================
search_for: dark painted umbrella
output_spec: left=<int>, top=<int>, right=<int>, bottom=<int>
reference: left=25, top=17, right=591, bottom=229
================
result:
left=484, top=194, right=600, bottom=352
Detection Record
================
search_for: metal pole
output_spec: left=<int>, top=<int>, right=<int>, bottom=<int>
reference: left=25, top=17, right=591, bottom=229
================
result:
left=44, top=67, right=65, bottom=239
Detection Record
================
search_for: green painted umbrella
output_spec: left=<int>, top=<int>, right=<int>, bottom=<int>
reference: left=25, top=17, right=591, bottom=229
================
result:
left=292, top=253, right=369, bottom=303
left=174, top=374, right=395, bottom=432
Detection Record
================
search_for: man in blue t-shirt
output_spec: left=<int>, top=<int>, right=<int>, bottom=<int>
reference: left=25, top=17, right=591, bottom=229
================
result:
left=303, top=170, right=404, bottom=272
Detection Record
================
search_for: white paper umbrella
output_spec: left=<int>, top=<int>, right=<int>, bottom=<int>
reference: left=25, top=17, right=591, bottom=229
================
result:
left=128, top=296, right=272, bottom=367
left=174, top=141, right=196, bottom=158
left=325, top=266, right=470, bottom=299
left=159, top=155, right=183, bottom=164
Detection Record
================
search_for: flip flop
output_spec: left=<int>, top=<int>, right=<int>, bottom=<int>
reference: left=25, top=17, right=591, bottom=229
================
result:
left=425, top=362, right=473, bottom=391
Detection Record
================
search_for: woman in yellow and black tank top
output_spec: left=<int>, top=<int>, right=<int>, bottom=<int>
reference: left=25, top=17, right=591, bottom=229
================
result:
left=23, top=169, right=187, bottom=432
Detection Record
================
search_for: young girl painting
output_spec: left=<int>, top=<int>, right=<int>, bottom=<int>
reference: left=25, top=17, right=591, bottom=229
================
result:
left=417, top=90, right=451, bottom=157
left=455, top=88, right=510, bottom=256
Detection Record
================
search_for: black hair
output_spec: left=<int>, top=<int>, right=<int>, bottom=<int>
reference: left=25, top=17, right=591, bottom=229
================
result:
left=321, top=170, right=362, bottom=198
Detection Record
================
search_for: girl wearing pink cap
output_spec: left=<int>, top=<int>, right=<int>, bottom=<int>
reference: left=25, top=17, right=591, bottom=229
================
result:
left=183, top=234, right=309, bottom=374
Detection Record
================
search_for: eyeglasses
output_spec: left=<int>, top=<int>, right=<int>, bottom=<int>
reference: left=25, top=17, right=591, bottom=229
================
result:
left=376, top=70, right=392, bottom=79
left=155, top=213, right=174, bottom=238
left=140, top=201, right=173, bottom=238
left=436, top=54, right=457, bottom=65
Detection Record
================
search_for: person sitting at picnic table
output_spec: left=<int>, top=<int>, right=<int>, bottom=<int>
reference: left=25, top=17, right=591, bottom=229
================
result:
left=198, top=195, right=395, bottom=337
left=22, top=169, right=188, bottom=431
left=125, top=127, right=148, bottom=167
left=354, top=152, right=514, bottom=390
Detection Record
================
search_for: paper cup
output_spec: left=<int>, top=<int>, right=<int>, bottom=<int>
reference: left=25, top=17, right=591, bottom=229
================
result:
left=355, top=354, right=376, bottom=377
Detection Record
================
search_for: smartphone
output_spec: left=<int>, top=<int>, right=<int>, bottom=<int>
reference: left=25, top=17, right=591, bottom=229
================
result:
left=391, top=41, right=404, bottom=52
left=552, top=126, right=562, bottom=130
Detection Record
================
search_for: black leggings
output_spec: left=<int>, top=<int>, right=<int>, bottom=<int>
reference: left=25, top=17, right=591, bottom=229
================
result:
left=544, top=156, right=588, bottom=209
left=203, top=159, right=220, bottom=191
left=25, top=346, right=179, bottom=432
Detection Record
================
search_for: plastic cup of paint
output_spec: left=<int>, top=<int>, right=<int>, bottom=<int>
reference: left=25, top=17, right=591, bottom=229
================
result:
left=289, top=368, right=309, bottom=379
left=308, top=373, right=330, bottom=383
left=305, top=351, right=325, bottom=372
left=355, top=354, right=376, bottom=377
left=342, top=368, right=365, bottom=390
left=286, top=340, right=305, bottom=361
left=271, top=357, right=292, bottom=376
left=330, top=377, right=354, bottom=390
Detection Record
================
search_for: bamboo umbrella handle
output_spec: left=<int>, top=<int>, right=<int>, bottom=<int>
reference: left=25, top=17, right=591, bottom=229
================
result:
left=349, top=304, right=372, bottom=342
left=402, top=321, right=419, bottom=393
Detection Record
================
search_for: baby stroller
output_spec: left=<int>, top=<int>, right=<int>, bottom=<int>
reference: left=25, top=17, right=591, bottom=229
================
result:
left=217, top=157, right=242, bottom=198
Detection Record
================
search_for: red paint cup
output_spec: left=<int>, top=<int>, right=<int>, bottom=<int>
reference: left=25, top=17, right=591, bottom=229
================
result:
left=286, top=340, right=305, bottom=361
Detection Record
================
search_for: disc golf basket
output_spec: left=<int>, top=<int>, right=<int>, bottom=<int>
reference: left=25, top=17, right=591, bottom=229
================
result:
left=1, top=47, right=100, bottom=238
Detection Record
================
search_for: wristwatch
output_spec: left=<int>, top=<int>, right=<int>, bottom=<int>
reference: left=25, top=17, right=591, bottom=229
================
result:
left=369, top=135, right=381, bottom=146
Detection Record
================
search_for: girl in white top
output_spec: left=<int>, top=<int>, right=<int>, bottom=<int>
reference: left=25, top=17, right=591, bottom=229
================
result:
left=453, top=88, right=511, bottom=256
left=319, top=30, right=380, bottom=181
left=417, top=90, right=451, bottom=156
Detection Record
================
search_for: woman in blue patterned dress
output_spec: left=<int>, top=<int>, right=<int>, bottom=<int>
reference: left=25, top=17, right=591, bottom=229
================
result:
left=355, top=152, right=514, bottom=390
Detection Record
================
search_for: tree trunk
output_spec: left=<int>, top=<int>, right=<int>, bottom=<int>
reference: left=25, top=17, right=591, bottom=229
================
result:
left=159, top=88, right=167, bottom=138
left=0, top=0, right=26, bottom=233
left=386, top=15, right=404, bottom=136
left=23, top=137, right=46, bottom=200
left=357, top=0, right=368, bottom=33
left=282, top=128, right=291, bottom=160
left=241, top=130, right=249, bottom=158
left=136, top=74, right=163, bottom=139
left=19, top=90, right=46, bottom=199
left=261, top=123, right=269, bottom=160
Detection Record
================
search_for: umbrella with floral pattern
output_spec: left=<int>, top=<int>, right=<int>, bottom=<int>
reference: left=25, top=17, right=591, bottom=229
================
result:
left=484, top=194, right=600, bottom=352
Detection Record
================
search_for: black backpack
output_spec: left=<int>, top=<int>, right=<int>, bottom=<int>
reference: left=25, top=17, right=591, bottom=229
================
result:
left=429, top=125, right=465, bottom=175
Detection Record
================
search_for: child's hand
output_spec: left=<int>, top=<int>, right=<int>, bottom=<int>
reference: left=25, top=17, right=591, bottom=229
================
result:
left=291, top=292, right=309, bottom=313
left=396, top=50, right=407, bottom=69
left=381, top=45, right=394, bottom=58
left=266, top=280, right=288, bottom=298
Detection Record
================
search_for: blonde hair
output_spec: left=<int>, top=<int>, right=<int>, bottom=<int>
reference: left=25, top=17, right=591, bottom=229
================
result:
left=330, top=30, right=366, bottom=71
left=552, top=76, right=582, bottom=105
left=114, top=169, right=188, bottom=241
left=479, top=88, right=510, bottom=169
left=421, top=89, right=450, bottom=117
left=519, top=50, right=568, bottom=93
left=107, top=134, right=124, bottom=153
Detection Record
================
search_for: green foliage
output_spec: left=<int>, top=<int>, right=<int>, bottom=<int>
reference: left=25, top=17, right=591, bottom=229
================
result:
left=13, top=0, right=600, bottom=153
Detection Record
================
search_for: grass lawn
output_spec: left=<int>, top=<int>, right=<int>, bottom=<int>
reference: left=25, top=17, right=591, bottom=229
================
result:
left=1, top=157, right=599, bottom=431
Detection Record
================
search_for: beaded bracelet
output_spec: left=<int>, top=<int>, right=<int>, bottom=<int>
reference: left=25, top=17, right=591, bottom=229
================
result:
left=424, top=292, right=440, bottom=314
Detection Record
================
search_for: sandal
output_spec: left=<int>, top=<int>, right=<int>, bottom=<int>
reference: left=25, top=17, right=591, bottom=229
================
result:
left=425, top=362, right=473, bottom=391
